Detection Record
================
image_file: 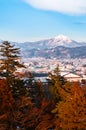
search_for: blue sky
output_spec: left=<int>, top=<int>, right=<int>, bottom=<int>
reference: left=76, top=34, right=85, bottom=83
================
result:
left=0, top=0, right=86, bottom=42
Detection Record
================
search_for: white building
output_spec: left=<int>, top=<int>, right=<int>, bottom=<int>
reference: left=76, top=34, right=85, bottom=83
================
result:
left=64, top=73, right=82, bottom=82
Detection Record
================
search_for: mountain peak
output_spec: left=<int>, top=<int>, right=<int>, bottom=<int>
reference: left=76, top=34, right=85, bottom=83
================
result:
left=54, top=34, right=72, bottom=43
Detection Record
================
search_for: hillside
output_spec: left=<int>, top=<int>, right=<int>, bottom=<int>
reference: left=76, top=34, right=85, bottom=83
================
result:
left=0, top=35, right=86, bottom=59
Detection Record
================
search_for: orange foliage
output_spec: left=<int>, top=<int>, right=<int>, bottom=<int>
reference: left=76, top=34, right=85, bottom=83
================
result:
left=53, top=82, right=86, bottom=129
left=0, top=79, right=14, bottom=129
left=14, top=98, right=55, bottom=130
left=0, top=79, right=14, bottom=113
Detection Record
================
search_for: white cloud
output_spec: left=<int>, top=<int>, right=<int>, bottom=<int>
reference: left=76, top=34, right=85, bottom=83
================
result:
left=23, top=0, right=86, bottom=15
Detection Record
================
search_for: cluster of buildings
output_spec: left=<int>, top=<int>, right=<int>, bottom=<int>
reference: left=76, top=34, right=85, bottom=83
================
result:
left=17, top=57, right=86, bottom=82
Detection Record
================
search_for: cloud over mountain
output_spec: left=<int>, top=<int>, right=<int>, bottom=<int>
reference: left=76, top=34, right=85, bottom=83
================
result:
left=23, top=0, right=86, bottom=15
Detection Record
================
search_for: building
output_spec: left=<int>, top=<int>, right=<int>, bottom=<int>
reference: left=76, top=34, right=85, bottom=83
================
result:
left=63, top=73, right=82, bottom=82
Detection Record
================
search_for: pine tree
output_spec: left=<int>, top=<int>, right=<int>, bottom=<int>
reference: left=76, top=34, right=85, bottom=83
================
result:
left=0, top=41, right=26, bottom=97
left=0, top=41, right=24, bottom=81
left=25, top=77, right=44, bottom=106
left=48, top=66, right=66, bottom=102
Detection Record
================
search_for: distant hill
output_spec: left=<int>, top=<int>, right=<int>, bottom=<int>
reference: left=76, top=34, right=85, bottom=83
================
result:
left=20, top=46, right=86, bottom=59
left=13, top=34, right=86, bottom=49
left=0, top=35, right=86, bottom=59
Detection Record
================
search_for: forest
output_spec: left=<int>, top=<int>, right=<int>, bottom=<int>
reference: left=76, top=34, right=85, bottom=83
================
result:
left=0, top=41, right=86, bottom=130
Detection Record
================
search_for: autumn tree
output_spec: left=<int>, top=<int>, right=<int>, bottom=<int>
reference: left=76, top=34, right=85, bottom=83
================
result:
left=0, top=79, right=15, bottom=129
left=15, top=98, right=55, bottom=130
left=13, top=96, right=33, bottom=129
left=48, top=66, right=66, bottom=102
left=52, top=82, right=86, bottom=130
left=48, top=67, right=86, bottom=129
left=0, top=79, right=33, bottom=130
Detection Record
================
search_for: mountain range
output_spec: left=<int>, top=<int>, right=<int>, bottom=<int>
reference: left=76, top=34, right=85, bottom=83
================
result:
left=0, top=35, right=86, bottom=59
left=15, top=34, right=86, bottom=49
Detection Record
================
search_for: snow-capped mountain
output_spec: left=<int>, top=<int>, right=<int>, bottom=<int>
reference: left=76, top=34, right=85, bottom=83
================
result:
left=19, top=34, right=86, bottom=50
left=45, top=35, right=78, bottom=48
left=0, top=35, right=86, bottom=49
left=0, top=35, right=86, bottom=59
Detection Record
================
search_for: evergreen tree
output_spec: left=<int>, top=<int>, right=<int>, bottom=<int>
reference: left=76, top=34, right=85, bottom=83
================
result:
left=0, top=41, right=24, bottom=81
left=48, top=66, right=66, bottom=102
left=0, top=41, right=26, bottom=97
left=25, top=77, right=44, bottom=106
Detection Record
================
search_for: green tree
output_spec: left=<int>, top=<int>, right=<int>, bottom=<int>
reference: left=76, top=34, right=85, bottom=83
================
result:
left=0, top=41, right=24, bottom=81
left=0, top=41, right=26, bottom=97
left=25, top=77, right=44, bottom=106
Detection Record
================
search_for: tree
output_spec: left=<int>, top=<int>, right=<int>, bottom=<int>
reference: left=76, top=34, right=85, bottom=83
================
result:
left=48, top=66, right=66, bottom=102
left=0, top=79, right=15, bottom=129
left=15, top=98, right=55, bottom=130
left=13, top=95, right=33, bottom=129
left=25, top=77, right=44, bottom=106
left=12, top=78, right=28, bottom=98
left=48, top=67, right=86, bottom=129
left=52, top=82, right=86, bottom=130
left=0, top=41, right=25, bottom=86
left=0, top=41, right=26, bottom=98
